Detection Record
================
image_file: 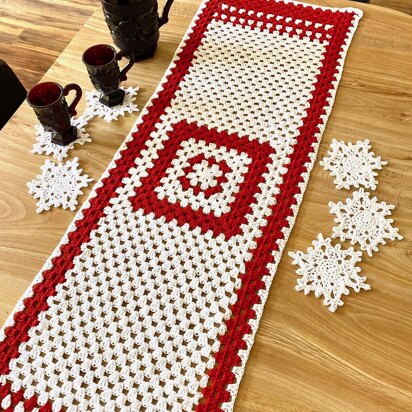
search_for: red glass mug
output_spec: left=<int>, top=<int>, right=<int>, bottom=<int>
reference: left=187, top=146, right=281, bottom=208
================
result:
left=83, top=44, right=133, bottom=107
left=27, top=82, right=82, bottom=146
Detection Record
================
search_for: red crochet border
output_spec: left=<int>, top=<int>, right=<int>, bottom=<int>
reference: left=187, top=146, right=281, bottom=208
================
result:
left=130, top=119, right=274, bottom=238
left=0, top=383, right=57, bottom=411
left=197, top=5, right=357, bottom=409
left=0, top=0, right=359, bottom=409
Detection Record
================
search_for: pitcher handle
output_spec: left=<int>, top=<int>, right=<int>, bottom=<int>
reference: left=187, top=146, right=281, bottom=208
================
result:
left=159, top=0, right=175, bottom=27
left=63, top=83, right=82, bottom=117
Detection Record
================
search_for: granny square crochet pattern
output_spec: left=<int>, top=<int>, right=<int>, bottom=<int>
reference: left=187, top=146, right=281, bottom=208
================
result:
left=0, top=0, right=362, bottom=410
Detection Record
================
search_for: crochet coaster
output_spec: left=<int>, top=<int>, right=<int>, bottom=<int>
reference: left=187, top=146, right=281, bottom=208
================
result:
left=0, top=1, right=362, bottom=410
left=330, top=188, right=402, bottom=256
left=320, top=139, right=387, bottom=190
left=27, top=157, right=93, bottom=213
left=84, top=86, right=139, bottom=122
left=31, top=116, right=92, bottom=162
left=289, top=234, right=370, bottom=312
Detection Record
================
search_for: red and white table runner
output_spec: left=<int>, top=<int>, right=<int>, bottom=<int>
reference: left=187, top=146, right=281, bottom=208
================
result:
left=0, top=0, right=362, bottom=410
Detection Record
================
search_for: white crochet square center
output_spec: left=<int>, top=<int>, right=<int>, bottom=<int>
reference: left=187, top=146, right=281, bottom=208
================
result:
left=156, top=138, right=252, bottom=217
left=4, top=15, right=326, bottom=412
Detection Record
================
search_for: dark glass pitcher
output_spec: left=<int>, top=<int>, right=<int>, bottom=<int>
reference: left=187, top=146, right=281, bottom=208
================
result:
left=101, top=0, right=175, bottom=62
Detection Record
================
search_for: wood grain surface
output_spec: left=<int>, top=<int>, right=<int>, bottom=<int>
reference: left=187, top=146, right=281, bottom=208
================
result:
left=370, top=0, right=412, bottom=15
left=0, top=0, right=98, bottom=89
left=0, top=0, right=411, bottom=410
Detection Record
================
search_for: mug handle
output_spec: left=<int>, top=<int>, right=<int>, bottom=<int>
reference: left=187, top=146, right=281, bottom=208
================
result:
left=63, top=83, right=82, bottom=116
left=116, top=51, right=134, bottom=82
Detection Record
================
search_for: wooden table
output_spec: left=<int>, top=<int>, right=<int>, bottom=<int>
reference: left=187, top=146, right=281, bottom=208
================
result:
left=0, top=1, right=411, bottom=410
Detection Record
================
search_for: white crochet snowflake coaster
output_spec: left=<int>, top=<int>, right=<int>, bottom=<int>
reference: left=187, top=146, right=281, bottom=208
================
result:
left=329, top=188, right=402, bottom=257
left=84, top=86, right=139, bottom=122
left=27, top=157, right=93, bottom=213
left=320, top=139, right=387, bottom=190
left=289, top=234, right=370, bottom=313
left=32, top=116, right=92, bottom=162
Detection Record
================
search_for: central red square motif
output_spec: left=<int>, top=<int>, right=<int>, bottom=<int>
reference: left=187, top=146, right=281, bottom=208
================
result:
left=130, top=120, right=275, bottom=238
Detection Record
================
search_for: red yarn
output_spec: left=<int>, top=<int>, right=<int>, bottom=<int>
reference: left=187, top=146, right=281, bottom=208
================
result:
left=130, top=120, right=275, bottom=239
left=0, top=0, right=360, bottom=409
left=0, top=384, right=58, bottom=411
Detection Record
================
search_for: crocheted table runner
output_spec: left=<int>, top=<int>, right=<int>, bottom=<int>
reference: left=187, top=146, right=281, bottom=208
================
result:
left=0, top=0, right=362, bottom=410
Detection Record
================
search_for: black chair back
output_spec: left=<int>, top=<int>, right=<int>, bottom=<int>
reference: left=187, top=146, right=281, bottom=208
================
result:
left=0, top=60, right=27, bottom=130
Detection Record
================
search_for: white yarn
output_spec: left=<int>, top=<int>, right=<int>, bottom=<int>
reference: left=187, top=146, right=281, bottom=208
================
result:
left=1, top=0, right=363, bottom=410
left=157, top=138, right=253, bottom=217
left=84, top=86, right=139, bottom=122
left=32, top=116, right=92, bottom=162
left=27, top=157, right=93, bottom=213
left=330, top=188, right=403, bottom=256
left=289, top=234, right=370, bottom=312
left=320, top=139, right=387, bottom=190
